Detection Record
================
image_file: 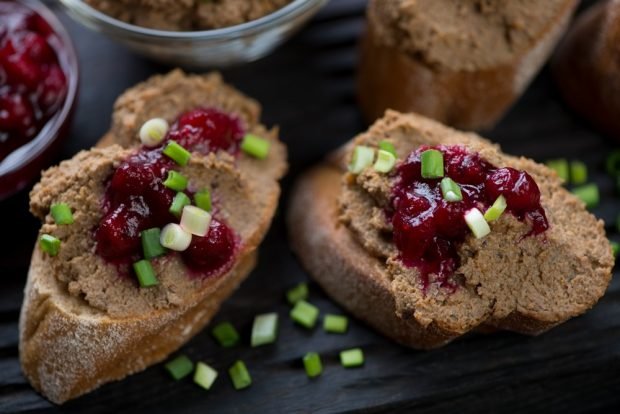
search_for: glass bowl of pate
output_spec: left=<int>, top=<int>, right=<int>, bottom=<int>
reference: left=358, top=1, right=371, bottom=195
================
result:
left=58, top=0, right=328, bottom=67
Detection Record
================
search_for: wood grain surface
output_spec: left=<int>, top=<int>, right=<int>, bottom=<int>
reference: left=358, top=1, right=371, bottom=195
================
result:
left=0, top=0, right=619, bottom=412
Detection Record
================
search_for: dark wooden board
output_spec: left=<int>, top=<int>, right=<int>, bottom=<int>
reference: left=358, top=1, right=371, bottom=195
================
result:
left=1, top=0, right=619, bottom=412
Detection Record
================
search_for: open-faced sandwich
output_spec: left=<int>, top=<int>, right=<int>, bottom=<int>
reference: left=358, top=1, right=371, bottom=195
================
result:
left=19, top=70, right=287, bottom=403
left=288, top=110, right=613, bottom=349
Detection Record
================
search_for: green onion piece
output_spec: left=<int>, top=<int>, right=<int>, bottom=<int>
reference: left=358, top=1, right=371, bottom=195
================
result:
left=169, top=192, right=191, bottom=218
left=163, top=140, right=191, bottom=166
left=440, top=177, right=462, bottom=202
left=606, top=150, right=620, bottom=177
left=165, top=355, right=194, bottom=380
left=303, top=352, right=323, bottom=378
left=340, top=348, right=364, bottom=368
left=141, top=228, right=166, bottom=259
left=194, top=362, right=218, bottom=391
left=572, top=184, right=599, bottom=209
left=611, top=241, right=619, bottom=257
left=39, top=234, right=60, bottom=256
left=139, top=118, right=169, bottom=147
left=251, top=312, right=279, bottom=347
left=286, top=282, right=309, bottom=305
left=163, top=171, right=188, bottom=191
left=194, top=188, right=212, bottom=212
left=160, top=223, right=192, bottom=251
left=546, top=159, right=569, bottom=182
left=50, top=203, right=74, bottom=225
left=378, top=140, right=396, bottom=157
left=229, top=360, right=252, bottom=390
left=373, top=149, right=396, bottom=173
left=484, top=195, right=507, bottom=222
left=323, top=314, right=348, bottom=334
left=212, top=322, right=240, bottom=348
left=290, top=300, right=319, bottom=329
left=421, top=149, right=444, bottom=179
left=570, top=161, right=588, bottom=185
left=464, top=208, right=491, bottom=239
left=348, top=146, right=375, bottom=174
left=133, top=259, right=158, bottom=287
left=180, top=205, right=212, bottom=237
left=241, top=134, right=270, bottom=159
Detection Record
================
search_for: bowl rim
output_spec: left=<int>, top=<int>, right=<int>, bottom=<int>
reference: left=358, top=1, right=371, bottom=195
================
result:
left=0, top=0, right=79, bottom=176
left=58, top=0, right=324, bottom=40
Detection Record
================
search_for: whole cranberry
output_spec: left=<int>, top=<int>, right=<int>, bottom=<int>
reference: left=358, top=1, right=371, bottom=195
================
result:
left=172, top=108, right=244, bottom=153
left=38, top=64, right=67, bottom=113
left=443, top=146, right=488, bottom=184
left=19, top=32, right=54, bottom=63
left=95, top=202, right=149, bottom=259
left=182, top=219, right=236, bottom=273
left=485, top=167, right=541, bottom=212
left=0, top=93, right=35, bottom=137
left=3, top=52, right=41, bottom=91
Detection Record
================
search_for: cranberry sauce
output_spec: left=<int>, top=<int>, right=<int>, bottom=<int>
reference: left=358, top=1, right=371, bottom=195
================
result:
left=95, top=108, right=243, bottom=277
left=390, top=145, right=549, bottom=292
left=0, top=2, right=68, bottom=161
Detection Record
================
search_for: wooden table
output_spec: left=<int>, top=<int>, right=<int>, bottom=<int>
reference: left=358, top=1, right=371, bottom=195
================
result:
left=1, top=0, right=619, bottom=412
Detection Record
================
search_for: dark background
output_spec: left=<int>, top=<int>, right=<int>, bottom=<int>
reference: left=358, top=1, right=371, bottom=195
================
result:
left=1, top=0, right=619, bottom=412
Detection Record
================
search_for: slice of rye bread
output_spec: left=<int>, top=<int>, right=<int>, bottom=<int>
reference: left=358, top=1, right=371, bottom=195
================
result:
left=20, top=72, right=287, bottom=403
left=288, top=110, right=614, bottom=349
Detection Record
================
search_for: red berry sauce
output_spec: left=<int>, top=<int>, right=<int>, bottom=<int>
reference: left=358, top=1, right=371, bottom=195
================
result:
left=95, top=108, right=244, bottom=278
left=0, top=2, right=68, bottom=161
left=390, top=145, right=548, bottom=292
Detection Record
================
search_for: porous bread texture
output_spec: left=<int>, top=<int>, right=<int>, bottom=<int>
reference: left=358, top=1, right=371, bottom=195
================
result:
left=289, top=111, right=614, bottom=349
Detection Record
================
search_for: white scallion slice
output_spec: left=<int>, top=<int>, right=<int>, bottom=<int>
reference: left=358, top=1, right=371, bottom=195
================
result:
left=373, top=149, right=396, bottom=173
left=160, top=223, right=192, bottom=251
left=464, top=208, right=491, bottom=239
left=251, top=313, right=279, bottom=347
left=180, top=205, right=212, bottom=237
left=348, top=146, right=375, bottom=174
left=139, top=118, right=169, bottom=147
left=484, top=195, right=507, bottom=222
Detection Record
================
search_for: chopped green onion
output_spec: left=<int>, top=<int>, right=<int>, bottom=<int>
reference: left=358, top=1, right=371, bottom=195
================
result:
left=160, top=223, right=192, bottom=251
left=421, top=149, right=444, bottom=179
left=606, top=150, right=620, bottom=177
left=163, top=140, right=191, bottom=166
left=570, top=161, right=588, bottom=185
left=165, top=355, right=194, bottom=380
left=241, top=134, right=270, bottom=159
left=251, top=312, right=279, bottom=347
left=323, top=314, right=348, bottom=334
left=194, top=188, right=212, bottom=212
left=194, top=362, right=218, bottom=391
left=229, top=360, right=252, bottom=390
left=348, top=146, right=375, bottom=174
left=50, top=203, right=74, bottom=225
left=340, top=348, right=364, bottom=368
left=611, top=241, right=619, bottom=257
left=163, top=171, right=188, bottom=191
left=286, top=282, right=309, bottom=305
left=303, top=352, right=323, bottom=378
left=546, top=159, right=569, bottom=182
left=212, top=322, right=240, bottom=348
left=378, top=140, right=396, bottom=157
left=133, top=259, right=158, bottom=287
left=169, top=192, right=191, bottom=218
left=141, top=228, right=166, bottom=259
left=464, top=208, right=491, bottom=239
left=484, top=195, right=507, bottom=222
left=572, top=184, right=599, bottom=209
left=440, top=177, right=462, bottom=202
left=290, top=300, right=319, bottom=329
left=39, top=234, right=60, bottom=256
left=373, top=149, right=396, bottom=173
left=180, top=205, right=212, bottom=237
left=139, top=118, right=169, bottom=147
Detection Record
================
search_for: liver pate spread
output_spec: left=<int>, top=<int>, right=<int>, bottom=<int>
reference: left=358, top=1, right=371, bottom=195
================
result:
left=84, top=0, right=292, bottom=31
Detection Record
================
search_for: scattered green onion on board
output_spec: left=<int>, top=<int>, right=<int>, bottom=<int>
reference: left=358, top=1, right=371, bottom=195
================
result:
left=194, top=362, right=218, bottom=391
left=194, top=188, right=212, bottom=212
left=163, top=140, right=191, bottom=166
left=572, top=183, right=599, bottom=209
left=378, top=140, right=396, bottom=157
left=440, top=177, right=462, bottom=202
left=212, top=322, right=240, bottom=348
left=611, top=241, right=619, bottom=257
left=570, top=161, right=588, bottom=185
left=229, top=360, right=252, bottom=390
left=290, top=300, right=319, bottom=329
left=286, top=282, right=309, bottom=305
left=323, top=314, right=348, bottom=334
left=373, top=149, right=396, bottom=173
left=169, top=192, right=191, bottom=218
left=605, top=150, right=620, bottom=177
left=241, top=134, right=270, bottom=159
left=340, top=348, right=364, bottom=368
left=141, top=228, right=166, bottom=259
left=420, top=149, right=444, bottom=179
left=303, top=352, right=323, bottom=378
left=251, top=313, right=279, bottom=347
left=39, top=234, right=60, bottom=256
left=484, top=195, right=507, bottom=222
left=163, top=171, right=188, bottom=191
left=165, top=355, right=194, bottom=380
left=50, top=203, right=74, bottom=225
left=464, top=208, right=491, bottom=239
left=133, top=259, right=158, bottom=288
left=546, top=159, right=569, bottom=181
left=348, top=145, right=375, bottom=174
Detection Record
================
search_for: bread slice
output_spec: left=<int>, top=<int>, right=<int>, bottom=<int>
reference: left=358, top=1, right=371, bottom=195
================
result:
left=19, top=71, right=287, bottom=403
left=288, top=110, right=613, bottom=349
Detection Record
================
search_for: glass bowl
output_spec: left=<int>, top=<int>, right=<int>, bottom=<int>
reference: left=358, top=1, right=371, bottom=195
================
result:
left=0, top=0, right=79, bottom=200
left=58, top=0, right=328, bottom=68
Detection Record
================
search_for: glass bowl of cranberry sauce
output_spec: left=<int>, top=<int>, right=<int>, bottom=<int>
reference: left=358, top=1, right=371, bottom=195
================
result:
left=0, top=0, right=78, bottom=200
